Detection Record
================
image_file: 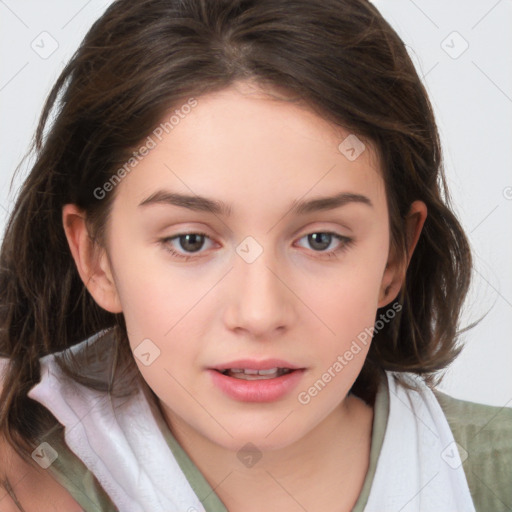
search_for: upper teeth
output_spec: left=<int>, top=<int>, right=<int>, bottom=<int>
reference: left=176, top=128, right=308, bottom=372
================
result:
left=221, top=368, right=294, bottom=380
left=229, top=368, right=283, bottom=375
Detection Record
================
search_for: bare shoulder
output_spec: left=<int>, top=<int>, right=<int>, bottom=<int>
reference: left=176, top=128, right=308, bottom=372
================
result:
left=0, top=365, right=83, bottom=511
left=0, top=435, right=83, bottom=512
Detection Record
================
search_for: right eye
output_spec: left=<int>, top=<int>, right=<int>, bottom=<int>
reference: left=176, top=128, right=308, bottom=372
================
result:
left=160, top=232, right=215, bottom=260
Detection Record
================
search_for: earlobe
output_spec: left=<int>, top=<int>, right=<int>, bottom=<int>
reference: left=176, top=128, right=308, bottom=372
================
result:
left=62, top=204, right=123, bottom=313
left=378, top=200, right=427, bottom=308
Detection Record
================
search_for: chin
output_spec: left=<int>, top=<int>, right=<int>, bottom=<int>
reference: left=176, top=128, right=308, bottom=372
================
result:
left=204, top=419, right=309, bottom=454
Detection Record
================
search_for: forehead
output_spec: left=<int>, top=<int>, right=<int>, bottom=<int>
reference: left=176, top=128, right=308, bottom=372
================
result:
left=113, top=82, right=386, bottom=217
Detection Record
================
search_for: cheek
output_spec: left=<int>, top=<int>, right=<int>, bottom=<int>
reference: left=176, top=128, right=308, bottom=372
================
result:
left=108, top=245, right=217, bottom=380
left=108, top=233, right=201, bottom=336
left=298, top=242, right=387, bottom=345
left=297, top=278, right=377, bottom=391
left=294, top=266, right=384, bottom=406
left=115, top=270, right=207, bottom=400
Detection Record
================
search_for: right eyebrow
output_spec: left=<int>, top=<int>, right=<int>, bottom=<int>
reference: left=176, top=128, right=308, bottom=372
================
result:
left=138, top=190, right=232, bottom=216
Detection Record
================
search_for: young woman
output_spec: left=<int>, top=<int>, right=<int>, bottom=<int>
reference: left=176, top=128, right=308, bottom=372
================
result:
left=1, top=0, right=510, bottom=511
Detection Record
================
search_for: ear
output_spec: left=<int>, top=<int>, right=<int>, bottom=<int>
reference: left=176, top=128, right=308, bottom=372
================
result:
left=378, top=200, right=427, bottom=307
left=62, top=204, right=123, bottom=313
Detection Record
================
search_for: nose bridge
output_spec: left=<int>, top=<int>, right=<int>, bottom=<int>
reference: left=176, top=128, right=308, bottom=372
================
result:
left=225, top=237, right=294, bottom=335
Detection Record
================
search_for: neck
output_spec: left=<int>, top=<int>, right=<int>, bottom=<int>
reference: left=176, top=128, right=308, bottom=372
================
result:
left=164, top=393, right=374, bottom=512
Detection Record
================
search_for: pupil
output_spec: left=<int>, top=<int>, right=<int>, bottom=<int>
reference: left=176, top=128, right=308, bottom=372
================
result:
left=309, top=233, right=331, bottom=251
left=180, top=234, right=204, bottom=252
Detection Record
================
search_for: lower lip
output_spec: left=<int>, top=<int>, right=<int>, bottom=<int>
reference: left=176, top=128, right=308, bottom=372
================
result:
left=208, top=369, right=305, bottom=402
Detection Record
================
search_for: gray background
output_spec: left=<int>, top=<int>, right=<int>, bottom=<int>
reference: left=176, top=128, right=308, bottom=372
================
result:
left=1, top=0, right=511, bottom=406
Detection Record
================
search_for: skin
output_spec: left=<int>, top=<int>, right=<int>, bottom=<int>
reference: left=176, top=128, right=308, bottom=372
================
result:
left=0, top=433, right=83, bottom=511
left=62, top=80, right=427, bottom=511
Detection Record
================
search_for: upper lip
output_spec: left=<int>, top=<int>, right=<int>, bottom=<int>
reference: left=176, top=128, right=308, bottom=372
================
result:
left=209, top=359, right=304, bottom=371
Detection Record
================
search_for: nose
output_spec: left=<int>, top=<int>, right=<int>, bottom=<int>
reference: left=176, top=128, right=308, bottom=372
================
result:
left=223, top=246, right=296, bottom=339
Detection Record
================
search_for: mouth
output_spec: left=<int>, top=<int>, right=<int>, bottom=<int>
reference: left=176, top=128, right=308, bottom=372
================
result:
left=208, top=362, right=306, bottom=402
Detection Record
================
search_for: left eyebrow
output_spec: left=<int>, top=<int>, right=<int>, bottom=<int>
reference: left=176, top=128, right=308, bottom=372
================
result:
left=137, top=190, right=373, bottom=216
left=290, top=192, right=373, bottom=214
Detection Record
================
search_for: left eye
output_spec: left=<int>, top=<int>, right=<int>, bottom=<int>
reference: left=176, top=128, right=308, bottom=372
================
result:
left=295, top=232, right=351, bottom=254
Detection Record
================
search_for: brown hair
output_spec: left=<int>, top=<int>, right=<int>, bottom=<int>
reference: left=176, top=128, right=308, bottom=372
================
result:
left=1, top=0, right=474, bottom=466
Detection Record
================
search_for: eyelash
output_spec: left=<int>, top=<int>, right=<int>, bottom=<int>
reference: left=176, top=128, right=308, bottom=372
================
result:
left=160, top=231, right=354, bottom=261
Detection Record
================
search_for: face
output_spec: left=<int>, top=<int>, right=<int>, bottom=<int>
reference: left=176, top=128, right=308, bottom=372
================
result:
left=95, top=81, right=397, bottom=451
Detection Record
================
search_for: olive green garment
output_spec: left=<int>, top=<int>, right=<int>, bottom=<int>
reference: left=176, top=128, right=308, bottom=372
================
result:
left=434, top=389, right=512, bottom=512
left=43, top=374, right=512, bottom=512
